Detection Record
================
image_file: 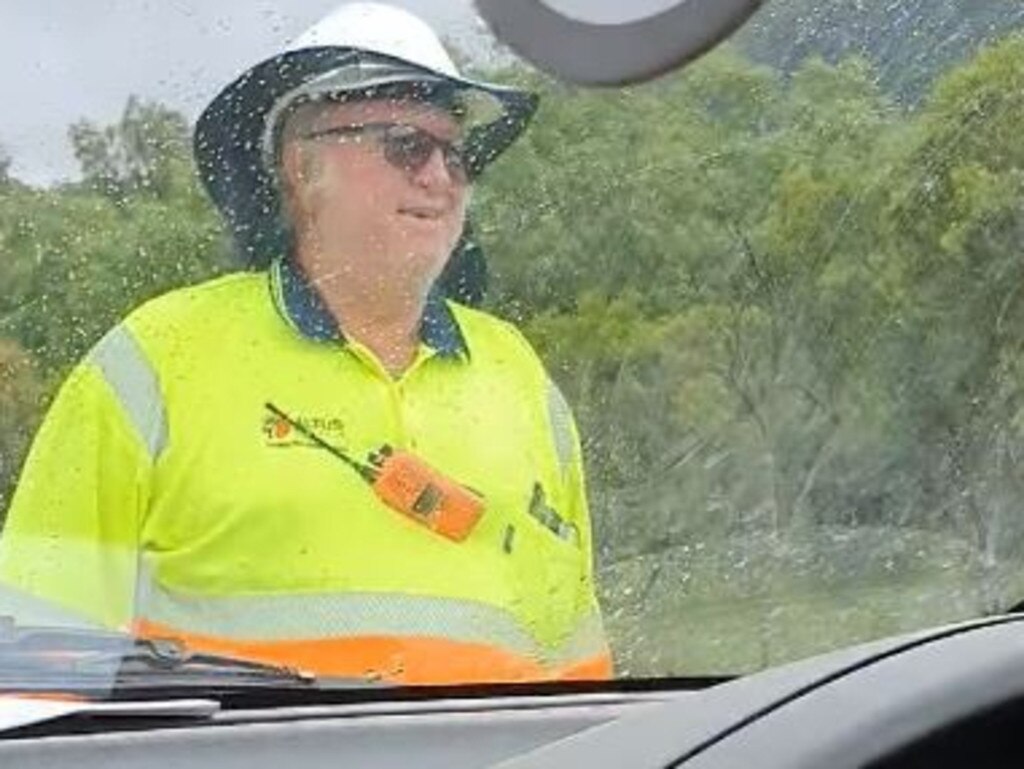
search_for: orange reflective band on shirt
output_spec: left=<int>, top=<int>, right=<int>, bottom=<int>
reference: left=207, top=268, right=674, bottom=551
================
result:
left=1, top=692, right=92, bottom=703
left=132, top=619, right=612, bottom=685
left=130, top=584, right=612, bottom=683
left=554, top=652, right=615, bottom=682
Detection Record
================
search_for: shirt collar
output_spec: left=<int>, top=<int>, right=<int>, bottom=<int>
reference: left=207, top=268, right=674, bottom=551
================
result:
left=269, top=256, right=468, bottom=359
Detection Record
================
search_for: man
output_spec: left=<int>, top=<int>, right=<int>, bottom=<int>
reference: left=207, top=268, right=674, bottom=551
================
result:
left=0, top=3, right=612, bottom=685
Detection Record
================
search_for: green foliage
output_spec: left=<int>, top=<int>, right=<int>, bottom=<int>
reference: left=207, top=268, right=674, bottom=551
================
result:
left=0, top=339, right=45, bottom=512
left=0, top=148, right=11, bottom=188
left=69, top=96, right=193, bottom=204
left=476, top=32, right=1024, bottom=671
left=738, top=0, right=1024, bottom=102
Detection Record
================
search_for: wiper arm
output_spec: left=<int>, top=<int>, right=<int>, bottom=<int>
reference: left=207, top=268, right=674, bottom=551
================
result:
left=112, top=637, right=318, bottom=690
left=0, top=618, right=380, bottom=696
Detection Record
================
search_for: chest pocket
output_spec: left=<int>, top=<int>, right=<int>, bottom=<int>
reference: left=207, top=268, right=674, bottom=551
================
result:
left=506, top=483, right=585, bottom=647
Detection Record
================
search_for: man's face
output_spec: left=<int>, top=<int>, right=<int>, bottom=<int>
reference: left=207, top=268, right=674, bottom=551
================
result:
left=280, top=97, right=470, bottom=298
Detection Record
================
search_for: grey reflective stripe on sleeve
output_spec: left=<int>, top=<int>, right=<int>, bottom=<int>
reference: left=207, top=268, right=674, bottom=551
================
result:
left=550, top=610, right=609, bottom=667
left=87, top=325, right=167, bottom=459
left=547, top=380, right=575, bottom=478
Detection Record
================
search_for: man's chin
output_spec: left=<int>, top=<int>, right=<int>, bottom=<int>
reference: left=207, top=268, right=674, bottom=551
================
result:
left=398, top=240, right=458, bottom=270
left=382, top=252, right=449, bottom=290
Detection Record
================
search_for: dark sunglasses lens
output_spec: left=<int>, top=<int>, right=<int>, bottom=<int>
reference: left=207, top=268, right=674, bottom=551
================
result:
left=384, top=130, right=468, bottom=180
left=385, top=132, right=435, bottom=172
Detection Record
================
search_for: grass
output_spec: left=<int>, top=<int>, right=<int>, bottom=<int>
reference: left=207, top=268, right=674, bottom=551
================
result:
left=596, top=526, right=1022, bottom=677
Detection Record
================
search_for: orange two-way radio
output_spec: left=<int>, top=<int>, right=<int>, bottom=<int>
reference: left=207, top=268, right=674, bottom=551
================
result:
left=266, top=403, right=485, bottom=542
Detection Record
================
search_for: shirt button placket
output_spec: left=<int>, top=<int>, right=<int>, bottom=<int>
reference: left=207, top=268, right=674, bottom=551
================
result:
left=389, top=378, right=411, bottom=451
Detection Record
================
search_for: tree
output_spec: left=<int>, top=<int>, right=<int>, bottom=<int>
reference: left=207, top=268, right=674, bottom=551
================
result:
left=69, top=96, right=193, bottom=204
left=738, top=0, right=1024, bottom=101
left=0, top=339, right=45, bottom=519
left=3, top=98, right=230, bottom=369
left=875, top=33, right=1024, bottom=607
left=0, top=147, right=11, bottom=187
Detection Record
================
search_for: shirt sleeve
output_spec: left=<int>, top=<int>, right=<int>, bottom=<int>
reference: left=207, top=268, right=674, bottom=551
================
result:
left=546, top=378, right=614, bottom=674
left=0, top=325, right=158, bottom=630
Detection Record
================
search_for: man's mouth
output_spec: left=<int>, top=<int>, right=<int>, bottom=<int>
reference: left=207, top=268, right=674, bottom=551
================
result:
left=398, top=207, right=446, bottom=221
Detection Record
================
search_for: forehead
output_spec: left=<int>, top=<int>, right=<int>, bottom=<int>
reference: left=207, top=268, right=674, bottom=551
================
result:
left=298, top=97, right=463, bottom=138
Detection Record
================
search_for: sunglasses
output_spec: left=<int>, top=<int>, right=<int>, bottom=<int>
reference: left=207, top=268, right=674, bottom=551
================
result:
left=299, top=122, right=471, bottom=182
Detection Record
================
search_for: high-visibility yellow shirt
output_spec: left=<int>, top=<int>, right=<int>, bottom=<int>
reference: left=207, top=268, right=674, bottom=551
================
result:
left=0, top=259, right=612, bottom=684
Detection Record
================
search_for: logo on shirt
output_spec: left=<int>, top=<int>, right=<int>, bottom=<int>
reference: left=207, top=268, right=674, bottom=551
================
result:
left=263, top=412, right=347, bottom=449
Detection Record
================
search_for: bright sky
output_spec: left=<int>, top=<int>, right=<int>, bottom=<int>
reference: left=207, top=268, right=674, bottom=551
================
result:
left=0, top=0, right=680, bottom=185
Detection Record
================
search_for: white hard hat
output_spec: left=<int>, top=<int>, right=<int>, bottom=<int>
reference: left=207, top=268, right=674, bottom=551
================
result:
left=286, top=2, right=460, bottom=77
left=194, top=2, right=538, bottom=268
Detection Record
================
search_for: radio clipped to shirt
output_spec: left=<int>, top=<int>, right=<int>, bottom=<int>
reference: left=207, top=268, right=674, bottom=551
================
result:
left=265, top=403, right=485, bottom=542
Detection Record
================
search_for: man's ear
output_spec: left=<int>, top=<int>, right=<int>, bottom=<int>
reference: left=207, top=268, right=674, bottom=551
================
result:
left=278, top=140, right=324, bottom=224
left=280, top=141, right=317, bottom=189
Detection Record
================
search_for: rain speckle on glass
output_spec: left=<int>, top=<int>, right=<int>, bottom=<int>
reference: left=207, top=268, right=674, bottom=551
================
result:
left=0, top=0, right=1023, bottom=696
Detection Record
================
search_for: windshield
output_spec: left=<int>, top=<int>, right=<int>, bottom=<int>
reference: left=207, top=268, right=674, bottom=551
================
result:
left=1, top=0, right=1023, bottom=698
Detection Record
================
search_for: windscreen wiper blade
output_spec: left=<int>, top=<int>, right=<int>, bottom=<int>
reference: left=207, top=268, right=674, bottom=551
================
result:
left=112, top=637, right=319, bottom=690
left=0, top=619, right=379, bottom=695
